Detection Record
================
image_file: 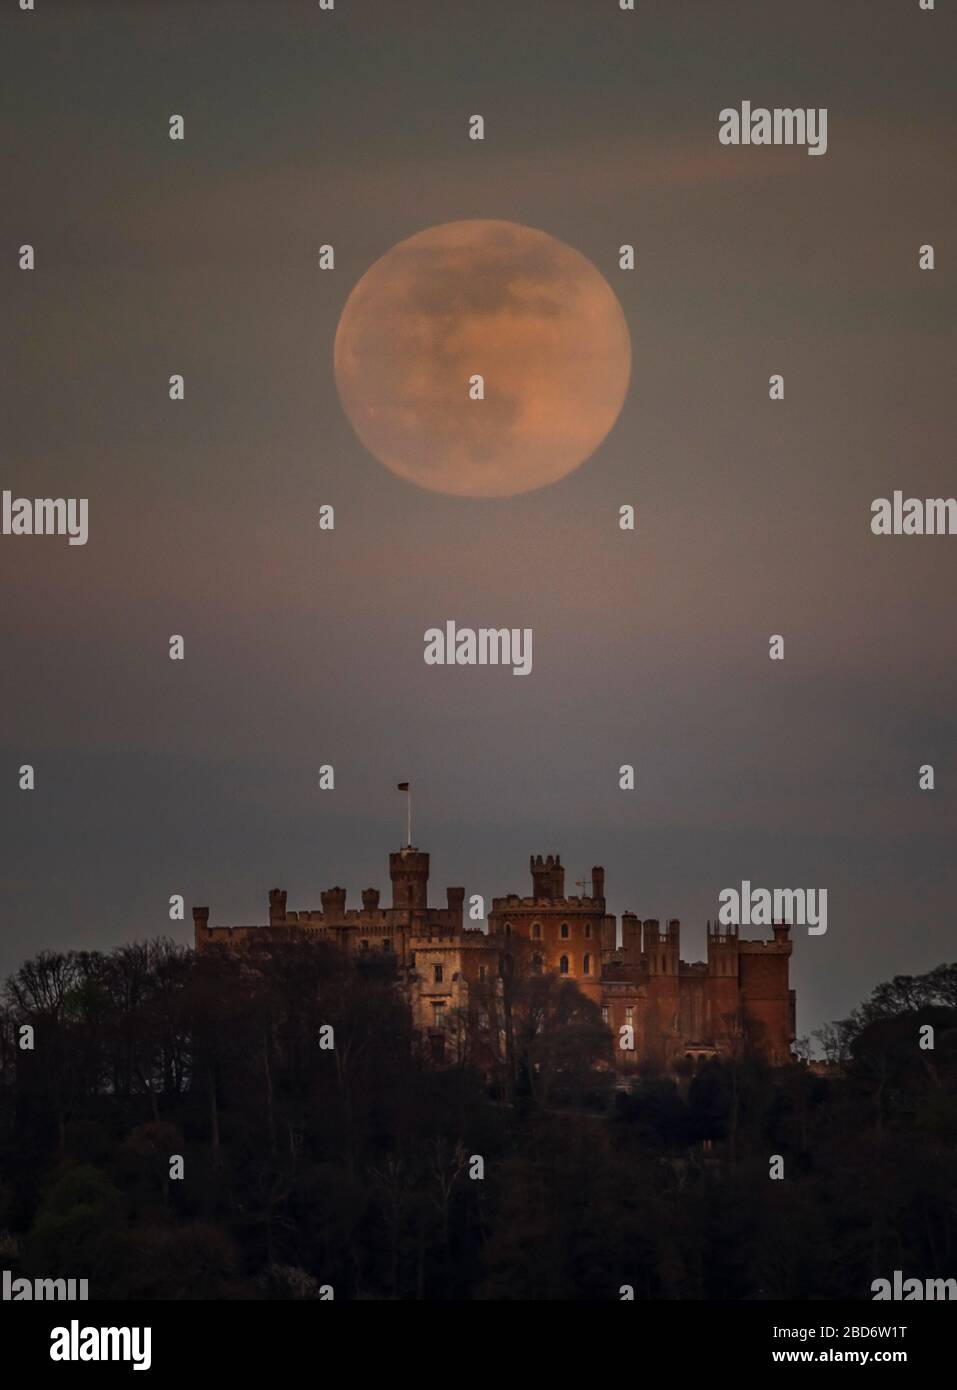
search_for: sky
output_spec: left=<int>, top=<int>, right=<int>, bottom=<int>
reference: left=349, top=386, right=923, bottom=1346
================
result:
left=1, top=0, right=955, bottom=1041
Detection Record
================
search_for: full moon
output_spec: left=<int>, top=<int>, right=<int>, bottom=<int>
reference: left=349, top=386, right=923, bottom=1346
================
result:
left=333, top=219, right=631, bottom=497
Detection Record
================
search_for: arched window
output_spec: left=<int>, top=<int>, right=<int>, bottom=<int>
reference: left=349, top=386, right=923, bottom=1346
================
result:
left=532, top=922, right=542, bottom=940
left=583, top=953, right=591, bottom=975
left=505, top=923, right=512, bottom=937
left=560, top=955, right=569, bottom=975
left=560, top=922, right=569, bottom=940
left=584, top=923, right=592, bottom=939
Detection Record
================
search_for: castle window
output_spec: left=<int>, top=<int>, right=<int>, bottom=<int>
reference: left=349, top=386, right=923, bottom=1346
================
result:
left=532, top=922, right=541, bottom=940
left=532, top=953, right=543, bottom=973
left=583, top=953, right=591, bottom=975
left=479, top=965, right=487, bottom=981
left=625, top=1007, right=634, bottom=1025
left=360, top=939, right=369, bottom=952
left=408, top=885, right=414, bottom=903
left=410, top=951, right=416, bottom=967
left=601, top=1007, right=609, bottom=1025
left=432, top=1001, right=445, bottom=1026
left=560, top=922, right=569, bottom=940
left=505, top=923, right=512, bottom=937
left=560, top=955, right=569, bottom=975
left=434, top=964, right=443, bottom=984
left=584, top=923, right=592, bottom=939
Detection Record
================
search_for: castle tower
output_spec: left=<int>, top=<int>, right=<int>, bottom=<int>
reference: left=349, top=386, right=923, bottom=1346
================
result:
left=643, top=918, right=680, bottom=975
left=707, top=921, right=741, bottom=1044
left=530, top=854, right=564, bottom=900
left=268, top=888, right=287, bottom=927
left=643, top=919, right=681, bottom=1058
left=192, top=905, right=209, bottom=949
left=446, top=886, right=465, bottom=931
left=707, top=920, right=740, bottom=977
left=620, top=911, right=641, bottom=961
left=390, top=846, right=430, bottom=911
left=320, top=886, right=347, bottom=920
left=738, top=922, right=794, bottom=1063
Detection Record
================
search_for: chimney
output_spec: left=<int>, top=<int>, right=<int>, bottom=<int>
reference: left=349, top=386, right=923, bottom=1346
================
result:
left=591, top=865, right=605, bottom=904
left=621, top=911, right=640, bottom=959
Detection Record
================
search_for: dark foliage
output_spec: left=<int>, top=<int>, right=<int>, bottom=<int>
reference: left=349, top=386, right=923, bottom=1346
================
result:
left=0, top=943, right=954, bottom=1300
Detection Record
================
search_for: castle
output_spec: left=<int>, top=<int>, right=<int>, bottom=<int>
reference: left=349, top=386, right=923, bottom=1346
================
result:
left=193, top=846, right=795, bottom=1069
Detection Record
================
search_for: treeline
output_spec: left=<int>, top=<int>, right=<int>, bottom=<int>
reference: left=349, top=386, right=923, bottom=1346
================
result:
left=0, top=941, right=954, bottom=1300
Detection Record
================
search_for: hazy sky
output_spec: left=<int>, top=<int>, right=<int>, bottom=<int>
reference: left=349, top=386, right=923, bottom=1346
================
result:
left=1, top=0, right=955, bottom=1040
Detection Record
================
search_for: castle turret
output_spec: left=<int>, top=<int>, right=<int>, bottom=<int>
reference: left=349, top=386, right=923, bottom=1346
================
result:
left=192, top=905, right=209, bottom=948
left=321, top=886, right=347, bottom=919
left=530, top=854, right=564, bottom=900
left=390, top=847, right=430, bottom=911
left=621, top=911, right=641, bottom=961
left=707, top=920, right=740, bottom=975
left=738, top=921, right=794, bottom=1063
left=707, top=921, right=741, bottom=1043
left=644, top=919, right=679, bottom=975
left=446, top=886, right=465, bottom=930
left=268, top=888, right=287, bottom=926
left=361, top=887, right=380, bottom=912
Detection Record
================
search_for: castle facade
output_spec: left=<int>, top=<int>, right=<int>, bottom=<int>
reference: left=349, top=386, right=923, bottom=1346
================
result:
left=193, top=846, right=795, bottom=1069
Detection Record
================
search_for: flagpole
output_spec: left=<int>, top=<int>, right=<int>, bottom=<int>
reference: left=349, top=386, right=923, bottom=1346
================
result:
left=398, top=782, right=412, bottom=848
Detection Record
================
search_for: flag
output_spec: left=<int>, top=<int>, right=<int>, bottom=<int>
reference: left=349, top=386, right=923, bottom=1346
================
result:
left=397, top=782, right=409, bottom=791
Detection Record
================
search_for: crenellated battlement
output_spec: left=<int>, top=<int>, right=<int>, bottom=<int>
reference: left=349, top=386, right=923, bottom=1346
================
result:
left=490, top=894, right=601, bottom=911
left=191, top=844, right=795, bottom=1068
left=738, top=937, right=793, bottom=954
